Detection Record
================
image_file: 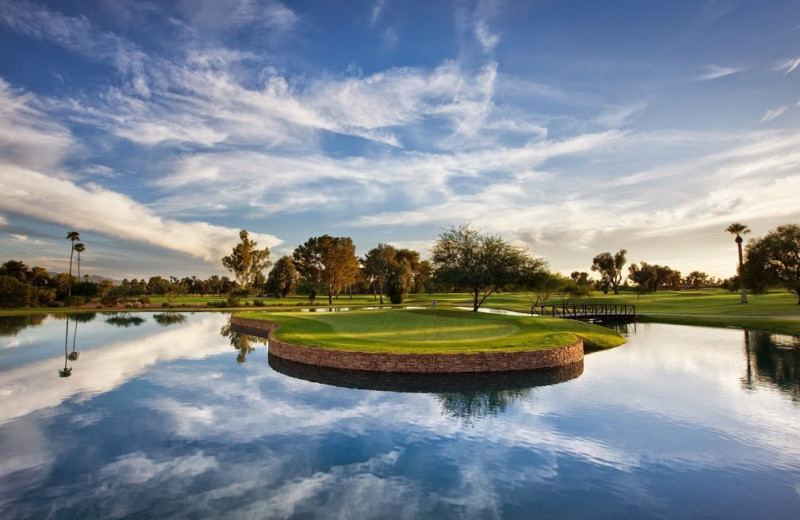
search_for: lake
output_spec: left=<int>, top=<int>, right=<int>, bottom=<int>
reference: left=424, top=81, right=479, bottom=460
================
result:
left=1, top=311, right=798, bottom=519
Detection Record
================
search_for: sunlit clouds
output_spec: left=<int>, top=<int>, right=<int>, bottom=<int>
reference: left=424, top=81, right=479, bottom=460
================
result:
left=1, top=0, right=799, bottom=278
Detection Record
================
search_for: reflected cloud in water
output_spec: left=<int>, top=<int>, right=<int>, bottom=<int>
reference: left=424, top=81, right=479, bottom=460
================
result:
left=268, top=354, right=582, bottom=425
left=1, top=315, right=799, bottom=519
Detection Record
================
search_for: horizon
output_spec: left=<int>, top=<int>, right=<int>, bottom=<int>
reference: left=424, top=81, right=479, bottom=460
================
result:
left=1, top=0, right=799, bottom=280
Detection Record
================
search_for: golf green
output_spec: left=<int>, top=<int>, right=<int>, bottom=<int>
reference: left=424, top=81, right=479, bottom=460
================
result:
left=237, top=308, right=626, bottom=353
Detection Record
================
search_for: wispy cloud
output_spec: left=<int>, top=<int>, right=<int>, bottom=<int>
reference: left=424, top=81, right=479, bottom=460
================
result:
left=697, top=64, right=743, bottom=81
left=759, top=105, right=788, bottom=123
left=369, top=0, right=386, bottom=28
left=774, top=57, right=800, bottom=75
left=0, top=78, right=282, bottom=263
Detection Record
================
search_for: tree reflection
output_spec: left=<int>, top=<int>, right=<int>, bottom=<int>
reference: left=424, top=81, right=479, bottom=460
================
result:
left=152, top=312, right=187, bottom=326
left=0, top=315, right=46, bottom=336
left=59, top=315, right=73, bottom=377
left=436, top=388, right=532, bottom=426
left=268, top=354, right=583, bottom=424
left=741, top=330, right=800, bottom=402
left=220, top=323, right=268, bottom=364
left=105, top=313, right=145, bottom=327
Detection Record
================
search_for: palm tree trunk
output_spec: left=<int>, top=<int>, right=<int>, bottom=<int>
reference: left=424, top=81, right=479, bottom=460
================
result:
left=68, top=244, right=75, bottom=301
left=737, top=238, right=748, bottom=303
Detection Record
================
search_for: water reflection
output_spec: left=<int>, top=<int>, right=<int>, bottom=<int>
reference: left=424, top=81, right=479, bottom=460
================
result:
left=220, top=322, right=268, bottom=363
left=0, top=314, right=46, bottom=336
left=58, top=315, right=73, bottom=378
left=105, top=313, right=146, bottom=327
left=152, top=312, right=188, bottom=326
left=742, top=330, right=800, bottom=401
left=268, top=354, right=582, bottom=423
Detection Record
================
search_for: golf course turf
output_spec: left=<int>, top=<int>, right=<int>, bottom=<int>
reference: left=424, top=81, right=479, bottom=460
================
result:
left=237, top=308, right=626, bottom=353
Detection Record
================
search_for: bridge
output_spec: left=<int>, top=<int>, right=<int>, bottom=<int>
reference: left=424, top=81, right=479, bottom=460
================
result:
left=535, top=304, right=636, bottom=322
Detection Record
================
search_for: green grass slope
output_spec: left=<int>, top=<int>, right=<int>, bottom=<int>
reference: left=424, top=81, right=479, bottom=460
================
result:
left=241, top=308, right=625, bottom=353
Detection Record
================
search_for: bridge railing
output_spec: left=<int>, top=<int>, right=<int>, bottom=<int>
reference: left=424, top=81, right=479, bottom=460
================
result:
left=535, top=304, right=636, bottom=320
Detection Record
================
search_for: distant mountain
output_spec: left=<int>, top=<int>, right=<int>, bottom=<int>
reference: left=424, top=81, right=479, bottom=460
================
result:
left=85, top=275, right=121, bottom=285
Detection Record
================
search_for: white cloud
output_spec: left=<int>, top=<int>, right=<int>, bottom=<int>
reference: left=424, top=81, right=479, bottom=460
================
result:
left=697, top=64, right=743, bottom=81
left=0, top=78, right=73, bottom=170
left=369, top=0, right=386, bottom=28
left=774, top=56, right=800, bottom=75
left=0, top=165, right=282, bottom=262
left=759, top=105, right=788, bottom=123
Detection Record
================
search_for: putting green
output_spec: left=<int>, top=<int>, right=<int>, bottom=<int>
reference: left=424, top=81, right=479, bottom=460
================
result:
left=240, top=308, right=625, bottom=353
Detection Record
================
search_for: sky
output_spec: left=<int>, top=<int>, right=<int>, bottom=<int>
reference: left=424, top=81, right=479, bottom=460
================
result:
left=0, top=0, right=799, bottom=281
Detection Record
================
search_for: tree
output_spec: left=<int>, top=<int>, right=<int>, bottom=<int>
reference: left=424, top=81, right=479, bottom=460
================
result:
left=432, top=224, right=546, bottom=311
left=628, top=262, right=657, bottom=292
left=570, top=271, right=592, bottom=287
left=222, top=230, right=272, bottom=291
left=0, top=260, right=28, bottom=281
left=685, top=271, right=710, bottom=289
left=266, top=256, right=298, bottom=298
left=386, top=259, right=414, bottom=304
left=362, top=244, right=398, bottom=304
left=73, top=243, right=85, bottom=280
left=66, top=230, right=80, bottom=301
left=591, top=249, right=627, bottom=294
left=745, top=224, right=800, bottom=304
left=726, top=223, right=751, bottom=303
left=293, top=235, right=359, bottom=305
left=0, top=276, right=31, bottom=308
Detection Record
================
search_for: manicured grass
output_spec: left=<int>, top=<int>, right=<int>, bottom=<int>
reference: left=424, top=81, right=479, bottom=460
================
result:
left=241, top=308, right=626, bottom=353
left=472, top=289, right=800, bottom=335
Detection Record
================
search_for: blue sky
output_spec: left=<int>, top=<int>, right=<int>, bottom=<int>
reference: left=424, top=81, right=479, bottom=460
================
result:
left=1, top=0, right=799, bottom=280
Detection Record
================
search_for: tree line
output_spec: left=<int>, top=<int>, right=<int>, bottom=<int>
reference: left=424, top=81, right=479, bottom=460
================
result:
left=2, top=222, right=799, bottom=309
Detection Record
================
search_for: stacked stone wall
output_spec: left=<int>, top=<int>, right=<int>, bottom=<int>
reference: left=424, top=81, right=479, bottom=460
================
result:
left=229, top=316, right=583, bottom=373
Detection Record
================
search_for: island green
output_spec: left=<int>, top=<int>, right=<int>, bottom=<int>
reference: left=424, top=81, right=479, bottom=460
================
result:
left=240, top=308, right=625, bottom=353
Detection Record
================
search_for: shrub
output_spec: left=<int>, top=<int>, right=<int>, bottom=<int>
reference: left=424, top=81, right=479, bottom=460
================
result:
left=161, top=301, right=171, bottom=308
left=254, top=299, right=265, bottom=307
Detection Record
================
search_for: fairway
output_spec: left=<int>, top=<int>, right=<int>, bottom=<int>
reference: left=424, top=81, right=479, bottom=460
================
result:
left=241, top=308, right=625, bottom=353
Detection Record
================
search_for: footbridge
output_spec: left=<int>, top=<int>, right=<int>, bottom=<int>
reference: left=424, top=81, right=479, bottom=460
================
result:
left=535, top=304, right=637, bottom=322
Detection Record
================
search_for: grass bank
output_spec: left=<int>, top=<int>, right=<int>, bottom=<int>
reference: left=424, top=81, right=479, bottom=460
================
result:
left=240, top=308, right=625, bottom=353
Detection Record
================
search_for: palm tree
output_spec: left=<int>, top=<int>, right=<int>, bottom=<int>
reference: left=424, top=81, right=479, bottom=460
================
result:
left=74, top=243, right=85, bottom=280
left=726, top=223, right=750, bottom=303
left=66, top=231, right=80, bottom=302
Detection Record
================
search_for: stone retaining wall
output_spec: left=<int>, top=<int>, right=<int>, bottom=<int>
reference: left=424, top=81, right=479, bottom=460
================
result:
left=229, top=316, right=584, bottom=374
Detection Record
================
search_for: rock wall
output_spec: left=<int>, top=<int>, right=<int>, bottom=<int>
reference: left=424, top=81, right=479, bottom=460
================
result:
left=229, top=316, right=584, bottom=374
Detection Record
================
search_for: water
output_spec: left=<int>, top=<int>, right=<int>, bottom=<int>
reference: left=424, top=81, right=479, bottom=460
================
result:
left=1, top=312, right=798, bottom=519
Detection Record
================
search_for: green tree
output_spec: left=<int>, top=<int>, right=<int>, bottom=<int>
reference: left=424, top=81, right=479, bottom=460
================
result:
left=745, top=224, right=800, bottom=304
left=73, top=243, right=85, bottom=280
left=685, top=271, right=710, bottom=289
left=386, top=259, right=414, bottom=304
left=432, top=224, right=546, bottom=311
left=265, top=256, right=299, bottom=298
left=66, top=230, right=80, bottom=301
left=362, top=243, right=398, bottom=304
left=591, top=249, right=627, bottom=294
left=628, top=262, right=657, bottom=292
left=0, top=276, right=31, bottom=308
left=0, top=260, right=28, bottom=281
left=726, top=223, right=751, bottom=303
left=293, top=235, right=359, bottom=305
left=222, top=230, right=272, bottom=291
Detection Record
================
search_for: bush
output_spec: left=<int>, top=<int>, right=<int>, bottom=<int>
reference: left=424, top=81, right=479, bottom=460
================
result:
left=161, top=301, right=171, bottom=308
left=0, top=276, right=31, bottom=308
left=227, top=295, right=241, bottom=307
left=253, top=299, right=265, bottom=307
left=206, top=300, right=228, bottom=308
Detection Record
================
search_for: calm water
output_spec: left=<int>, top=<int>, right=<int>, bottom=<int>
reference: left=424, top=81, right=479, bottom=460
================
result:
left=0, top=312, right=798, bottom=519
